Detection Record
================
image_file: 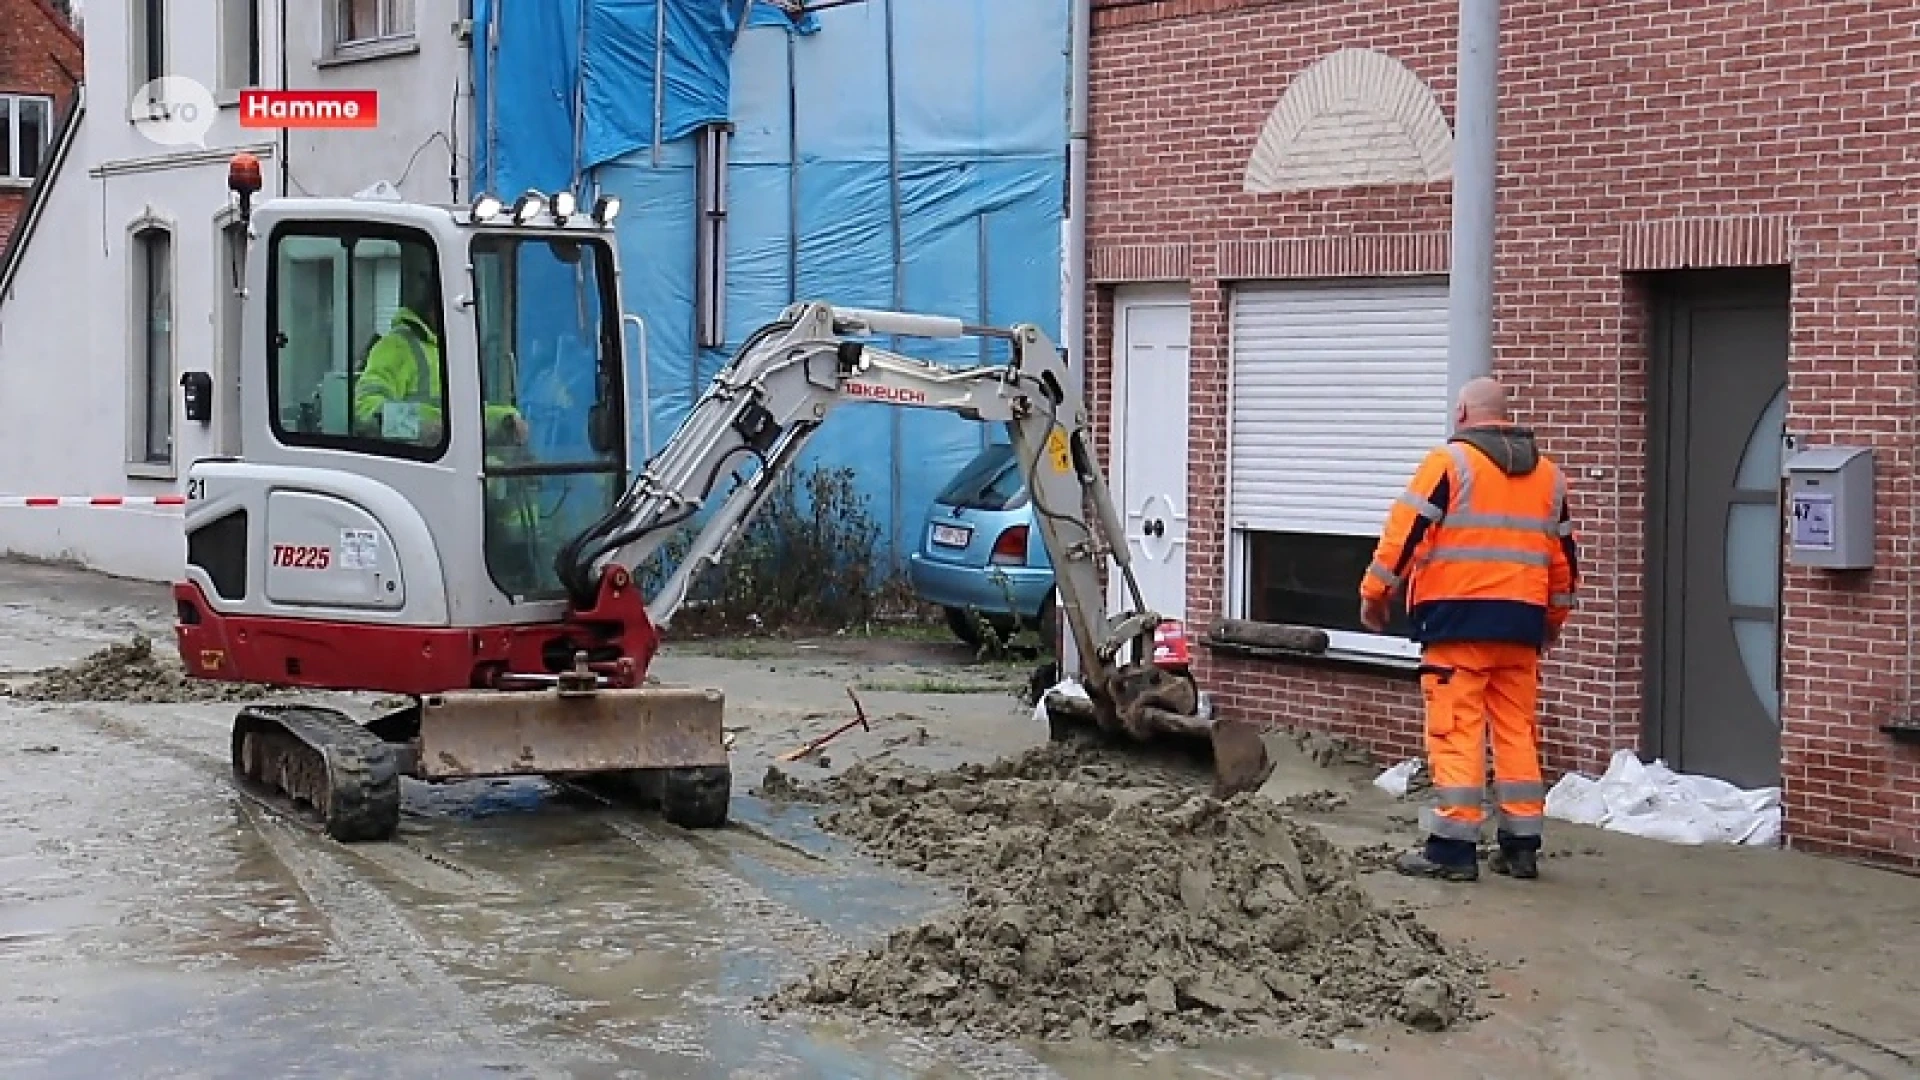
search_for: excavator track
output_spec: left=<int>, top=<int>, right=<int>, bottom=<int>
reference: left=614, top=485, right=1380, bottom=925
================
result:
left=231, top=703, right=403, bottom=843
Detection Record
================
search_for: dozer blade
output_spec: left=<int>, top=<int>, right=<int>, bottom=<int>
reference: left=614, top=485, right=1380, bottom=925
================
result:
left=416, top=686, right=730, bottom=780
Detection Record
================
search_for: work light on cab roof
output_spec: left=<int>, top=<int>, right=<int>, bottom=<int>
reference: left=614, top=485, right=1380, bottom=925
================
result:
left=469, top=193, right=503, bottom=222
left=510, top=190, right=546, bottom=224
left=466, top=189, right=618, bottom=229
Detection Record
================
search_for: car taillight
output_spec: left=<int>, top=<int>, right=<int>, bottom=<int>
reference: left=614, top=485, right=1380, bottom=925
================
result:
left=990, top=524, right=1029, bottom=566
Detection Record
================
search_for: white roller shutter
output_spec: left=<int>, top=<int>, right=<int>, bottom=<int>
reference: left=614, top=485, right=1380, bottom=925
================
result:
left=1229, top=278, right=1450, bottom=536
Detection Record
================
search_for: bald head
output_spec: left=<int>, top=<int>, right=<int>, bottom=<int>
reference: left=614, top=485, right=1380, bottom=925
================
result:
left=1456, top=377, right=1509, bottom=427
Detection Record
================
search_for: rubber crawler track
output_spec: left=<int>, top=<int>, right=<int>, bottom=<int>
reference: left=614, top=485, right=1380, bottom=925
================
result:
left=231, top=703, right=402, bottom=843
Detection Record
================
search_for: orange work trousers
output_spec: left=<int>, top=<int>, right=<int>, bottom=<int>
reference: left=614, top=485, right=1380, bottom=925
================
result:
left=1417, top=640, right=1546, bottom=847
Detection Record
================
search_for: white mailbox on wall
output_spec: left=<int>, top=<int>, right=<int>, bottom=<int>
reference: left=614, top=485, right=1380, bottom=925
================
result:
left=1785, top=446, right=1874, bottom=570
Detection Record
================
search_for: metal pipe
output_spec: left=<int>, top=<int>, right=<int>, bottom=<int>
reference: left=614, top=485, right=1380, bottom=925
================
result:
left=1446, top=0, right=1499, bottom=409
left=784, top=27, right=799, bottom=304
left=1059, top=0, right=1091, bottom=681
left=623, top=313, right=652, bottom=459
left=882, top=0, right=905, bottom=566
left=278, top=0, right=289, bottom=194
left=1065, top=0, right=1089, bottom=391
left=695, top=123, right=731, bottom=349
left=573, top=0, right=590, bottom=189
left=484, top=0, right=500, bottom=193
left=652, top=0, right=667, bottom=167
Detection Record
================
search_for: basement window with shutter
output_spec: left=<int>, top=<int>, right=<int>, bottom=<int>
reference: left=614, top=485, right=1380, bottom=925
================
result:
left=1227, top=277, right=1450, bottom=664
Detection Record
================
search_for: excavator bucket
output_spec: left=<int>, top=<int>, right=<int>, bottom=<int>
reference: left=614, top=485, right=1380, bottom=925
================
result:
left=1207, top=714, right=1277, bottom=798
left=1041, top=618, right=1331, bottom=799
left=413, top=686, right=730, bottom=780
left=1041, top=677, right=1273, bottom=798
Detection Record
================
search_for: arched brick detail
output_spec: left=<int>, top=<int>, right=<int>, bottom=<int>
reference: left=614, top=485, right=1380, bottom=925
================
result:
left=1244, top=47, right=1453, bottom=194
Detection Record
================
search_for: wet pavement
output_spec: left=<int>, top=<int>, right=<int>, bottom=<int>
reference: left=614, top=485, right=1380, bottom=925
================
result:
left=2, top=558, right=1919, bottom=1079
left=0, top=561, right=1350, bottom=1079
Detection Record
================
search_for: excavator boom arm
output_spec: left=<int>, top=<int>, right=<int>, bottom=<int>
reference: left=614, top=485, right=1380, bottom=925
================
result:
left=554, top=301, right=1160, bottom=674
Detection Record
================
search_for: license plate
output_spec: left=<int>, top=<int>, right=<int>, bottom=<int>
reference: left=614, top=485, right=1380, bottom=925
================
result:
left=931, top=523, right=972, bottom=548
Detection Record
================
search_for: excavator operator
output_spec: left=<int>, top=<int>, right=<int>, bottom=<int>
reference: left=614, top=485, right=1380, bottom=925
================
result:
left=354, top=250, right=543, bottom=591
left=1359, top=375, right=1580, bottom=884
left=353, top=249, right=528, bottom=449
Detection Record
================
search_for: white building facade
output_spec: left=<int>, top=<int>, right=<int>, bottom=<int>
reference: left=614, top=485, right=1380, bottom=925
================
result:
left=0, top=0, right=469, bottom=580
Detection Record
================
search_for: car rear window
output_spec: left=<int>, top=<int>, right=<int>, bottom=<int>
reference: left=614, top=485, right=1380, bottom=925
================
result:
left=937, top=442, right=1028, bottom=511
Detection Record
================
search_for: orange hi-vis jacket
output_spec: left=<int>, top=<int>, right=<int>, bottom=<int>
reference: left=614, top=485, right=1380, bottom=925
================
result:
left=1361, top=425, right=1579, bottom=648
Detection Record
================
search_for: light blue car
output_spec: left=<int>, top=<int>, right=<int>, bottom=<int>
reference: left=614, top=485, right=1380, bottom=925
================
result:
left=907, top=441, right=1058, bottom=650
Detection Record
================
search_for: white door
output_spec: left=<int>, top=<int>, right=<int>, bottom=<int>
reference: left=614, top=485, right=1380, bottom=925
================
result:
left=1112, top=298, right=1190, bottom=622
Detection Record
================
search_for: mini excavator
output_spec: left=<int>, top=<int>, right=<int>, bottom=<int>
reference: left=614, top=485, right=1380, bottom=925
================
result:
left=171, top=155, right=1276, bottom=842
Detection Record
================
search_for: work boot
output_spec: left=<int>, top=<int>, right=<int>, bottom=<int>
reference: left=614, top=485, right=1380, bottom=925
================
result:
left=1488, top=847, right=1538, bottom=879
left=1392, top=849, right=1478, bottom=882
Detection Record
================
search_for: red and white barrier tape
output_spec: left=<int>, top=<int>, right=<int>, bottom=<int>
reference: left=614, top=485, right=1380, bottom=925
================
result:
left=0, top=495, right=186, bottom=508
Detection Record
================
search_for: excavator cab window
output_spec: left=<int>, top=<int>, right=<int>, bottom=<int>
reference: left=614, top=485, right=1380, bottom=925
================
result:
left=469, top=232, right=626, bottom=601
left=265, top=222, right=451, bottom=463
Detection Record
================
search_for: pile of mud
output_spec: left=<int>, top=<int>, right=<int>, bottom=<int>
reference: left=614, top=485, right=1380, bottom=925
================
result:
left=760, top=745, right=1483, bottom=1046
left=10, top=635, right=277, bottom=703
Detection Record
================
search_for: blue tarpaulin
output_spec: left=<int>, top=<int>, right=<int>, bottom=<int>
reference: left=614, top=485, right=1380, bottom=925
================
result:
left=472, top=0, right=1067, bottom=567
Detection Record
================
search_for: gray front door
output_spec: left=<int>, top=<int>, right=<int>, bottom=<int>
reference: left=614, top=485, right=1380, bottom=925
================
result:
left=1646, top=268, right=1789, bottom=790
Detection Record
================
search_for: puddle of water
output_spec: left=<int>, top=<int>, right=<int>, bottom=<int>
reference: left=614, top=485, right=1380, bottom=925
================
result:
left=0, top=892, right=116, bottom=943
left=0, top=965, right=528, bottom=1080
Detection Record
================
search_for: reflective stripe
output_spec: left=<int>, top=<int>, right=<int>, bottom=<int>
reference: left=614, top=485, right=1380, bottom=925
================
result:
left=1426, top=546, right=1551, bottom=568
left=1367, top=561, right=1400, bottom=588
left=397, top=326, right=436, bottom=405
left=1399, top=492, right=1446, bottom=521
left=1494, top=780, right=1546, bottom=804
left=1557, top=519, right=1576, bottom=537
left=1421, top=806, right=1484, bottom=841
left=1448, top=510, right=1556, bottom=532
left=1433, top=784, right=1483, bottom=809
left=1445, top=443, right=1474, bottom=506
left=1550, top=592, right=1576, bottom=608
left=1495, top=811, right=1544, bottom=838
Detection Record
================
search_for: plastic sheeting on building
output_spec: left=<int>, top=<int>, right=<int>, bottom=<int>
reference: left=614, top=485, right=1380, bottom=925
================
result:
left=472, top=0, right=1067, bottom=568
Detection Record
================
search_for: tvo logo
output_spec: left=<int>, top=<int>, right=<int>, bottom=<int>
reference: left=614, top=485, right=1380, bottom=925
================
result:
left=130, top=77, right=218, bottom=149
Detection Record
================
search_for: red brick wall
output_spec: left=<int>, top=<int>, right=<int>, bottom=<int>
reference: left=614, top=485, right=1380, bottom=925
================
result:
left=1086, top=0, right=1920, bottom=866
left=0, top=0, right=83, bottom=247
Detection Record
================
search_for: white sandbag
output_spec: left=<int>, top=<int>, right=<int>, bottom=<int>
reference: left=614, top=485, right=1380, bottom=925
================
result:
left=1372, top=759, right=1421, bottom=798
left=1030, top=678, right=1088, bottom=729
left=1542, top=772, right=1608, bottom=826
left=1544, top=748, right=1781, bottom=847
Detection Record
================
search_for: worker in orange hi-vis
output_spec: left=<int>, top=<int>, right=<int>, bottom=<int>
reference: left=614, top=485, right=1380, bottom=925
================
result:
left=1359, top=376, right=1580, bottom=883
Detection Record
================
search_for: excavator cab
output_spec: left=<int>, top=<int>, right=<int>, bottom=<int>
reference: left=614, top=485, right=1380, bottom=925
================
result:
left=173, top=164, right=733, bottom=842
left=178, top=182, right=644, bottom=669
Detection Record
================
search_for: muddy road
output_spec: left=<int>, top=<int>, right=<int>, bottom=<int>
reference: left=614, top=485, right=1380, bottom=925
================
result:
left=1, top=559, right=1918, bottom=1079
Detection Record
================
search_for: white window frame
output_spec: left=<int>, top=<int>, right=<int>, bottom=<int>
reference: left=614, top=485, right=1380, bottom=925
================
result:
left=127, top=217, right=178, bottom=479
left=129, top=0, right=167, bottom=114
left=217, top=0, right=264, bottom=98
left=1222, top=281, right=1446, bottom=669
left=0, top=94, right=54, bottom=185
left=325, top=0, right=419, bottom=64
